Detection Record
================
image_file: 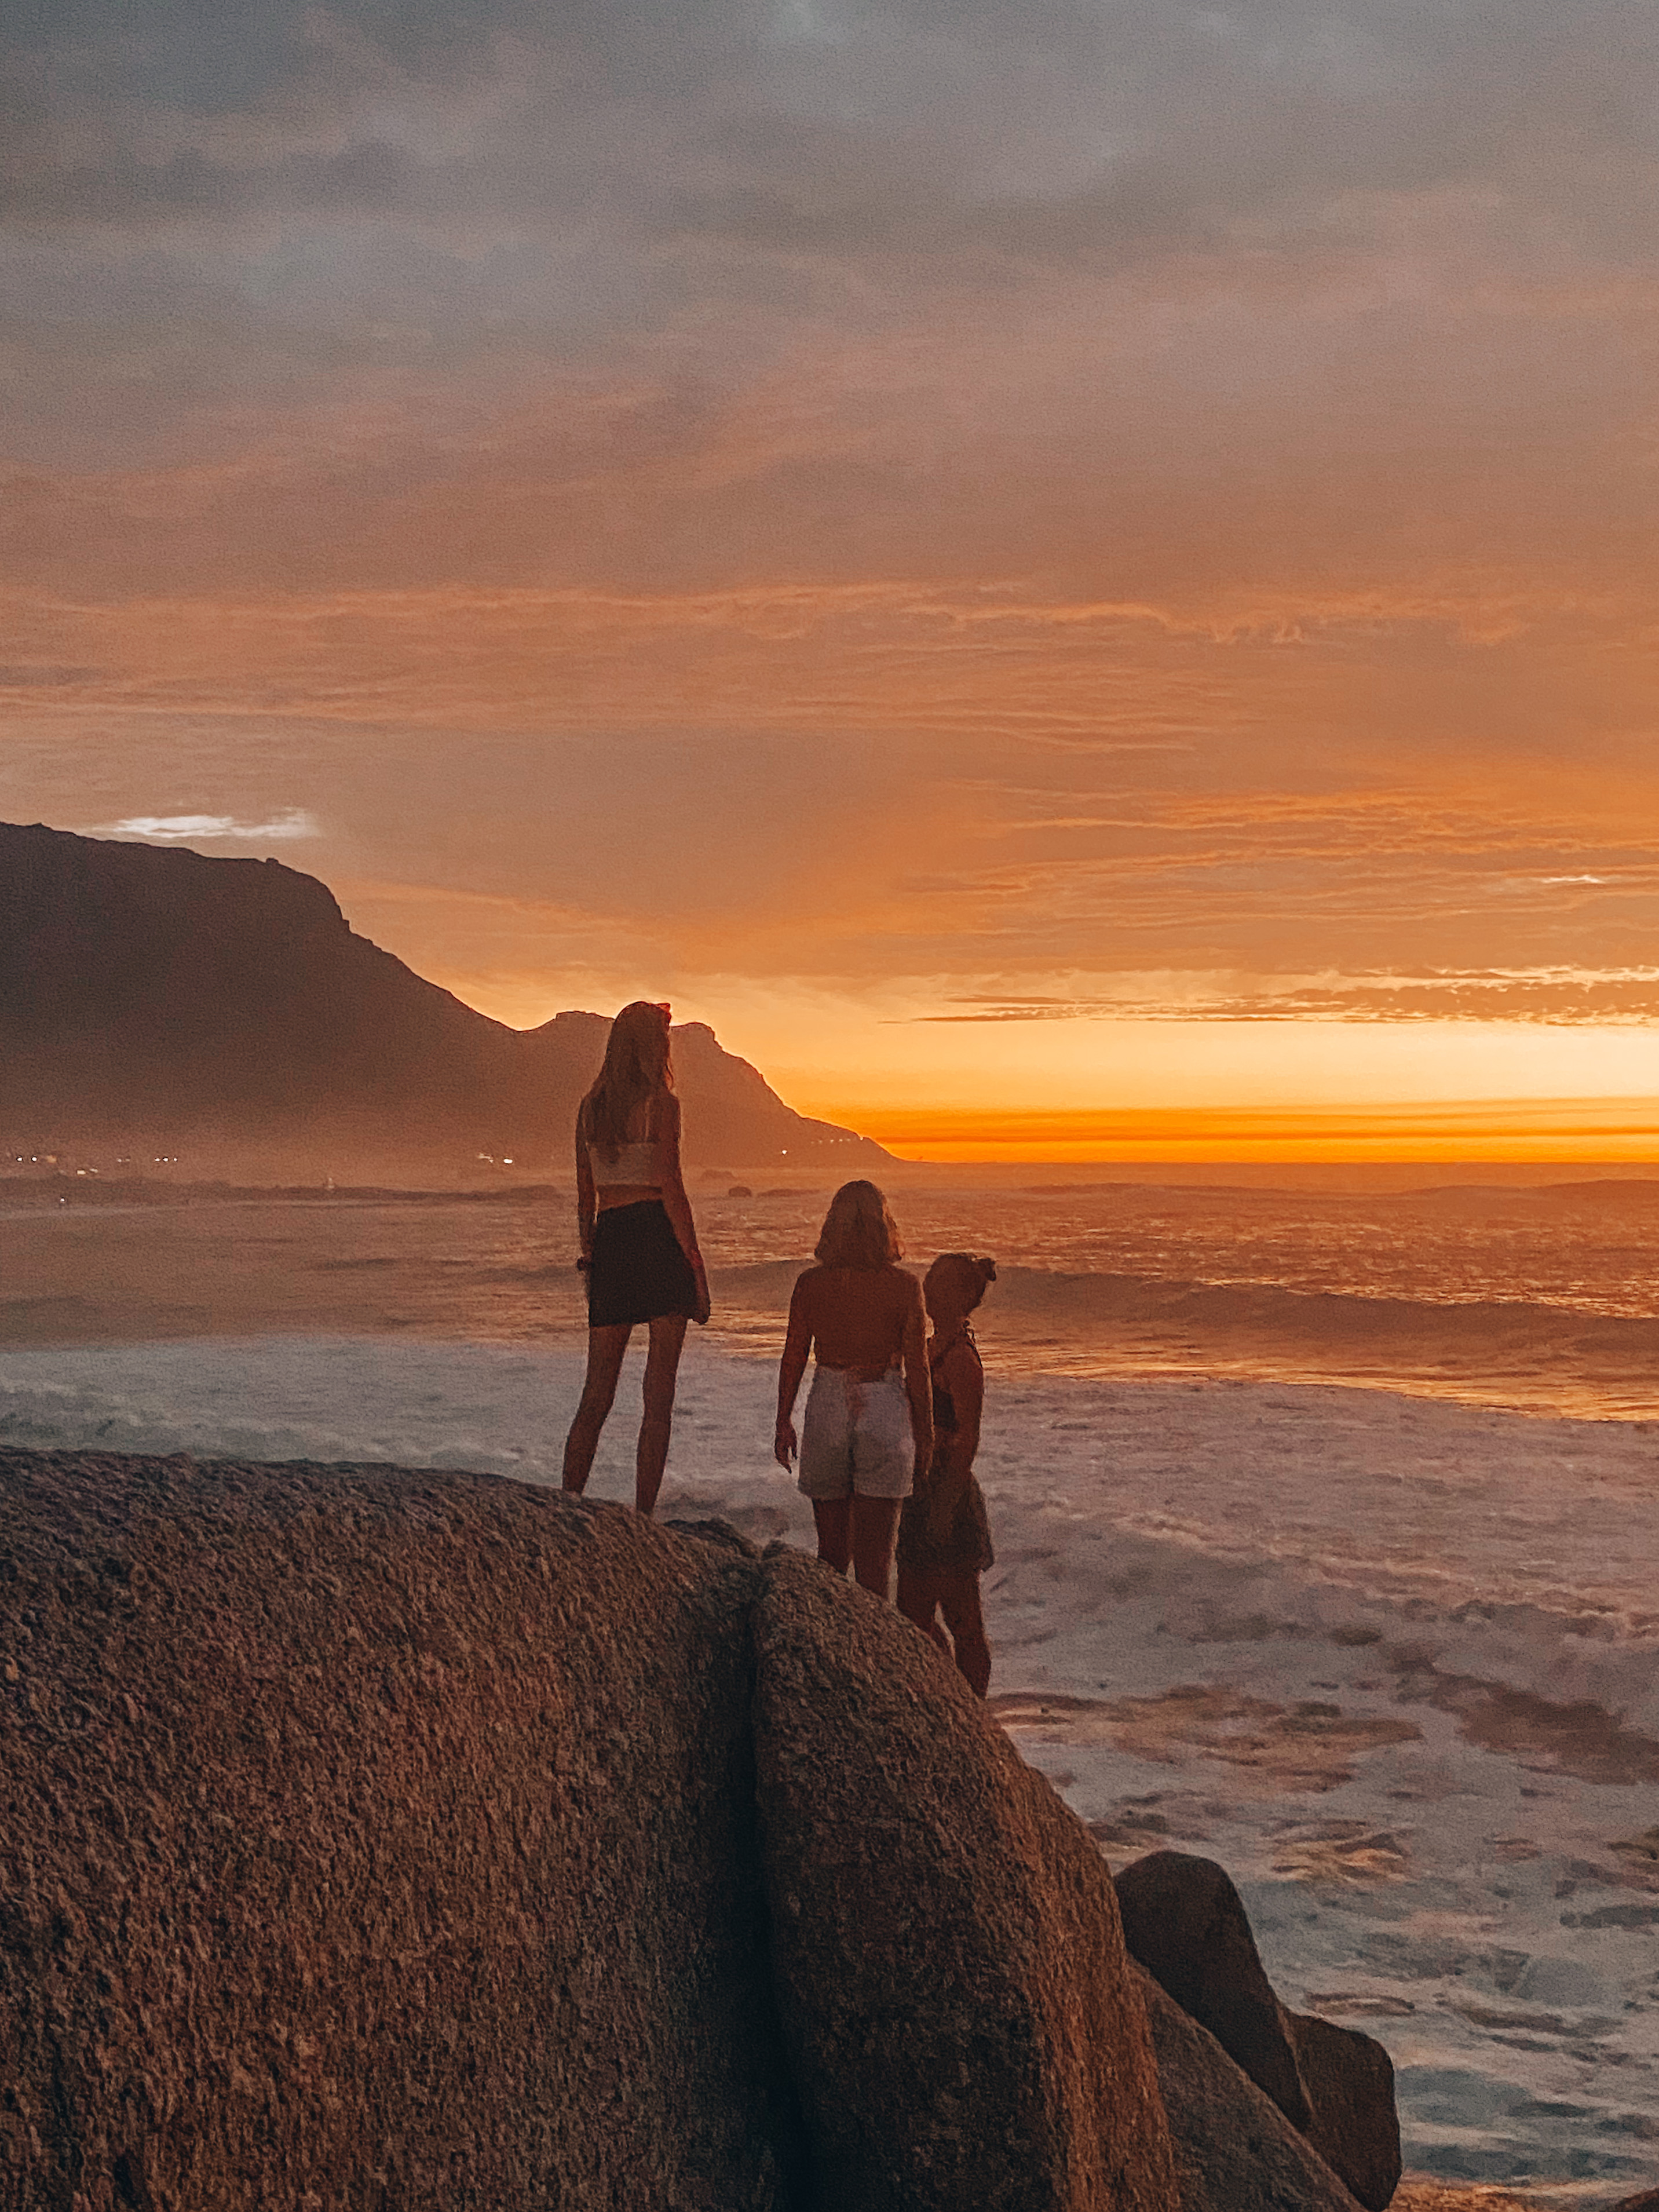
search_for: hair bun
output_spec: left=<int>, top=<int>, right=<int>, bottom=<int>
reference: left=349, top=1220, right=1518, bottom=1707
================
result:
left=977, top=1257, right=997, bottom=1283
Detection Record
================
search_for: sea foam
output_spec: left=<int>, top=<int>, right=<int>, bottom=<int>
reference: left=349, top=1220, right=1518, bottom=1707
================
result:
left=5, top=1329, right=1658, bottom=2198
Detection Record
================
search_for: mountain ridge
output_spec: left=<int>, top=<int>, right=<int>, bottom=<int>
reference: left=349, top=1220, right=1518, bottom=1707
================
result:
left=0, top=821, right=889, bottom=1177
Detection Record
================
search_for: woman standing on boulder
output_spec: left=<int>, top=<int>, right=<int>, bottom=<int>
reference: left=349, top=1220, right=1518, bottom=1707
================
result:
left=897, top=1254, right=997, bottom=1696
left=775, top=1181, right=933, bottom=1596
left=562, top=1001, right=710, bottom=1514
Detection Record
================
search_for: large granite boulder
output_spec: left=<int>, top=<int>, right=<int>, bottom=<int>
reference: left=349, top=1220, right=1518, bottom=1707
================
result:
left=751, top=1546, right=1178, bottom=2211
left=1, top=1450, right=1181, bottom=2212
left=1134, top=1965, right=1365, bottom=2210
left=0, top=1450, right=803, bottom=2212
left=1114, top=1850, right=1401, bottom=2211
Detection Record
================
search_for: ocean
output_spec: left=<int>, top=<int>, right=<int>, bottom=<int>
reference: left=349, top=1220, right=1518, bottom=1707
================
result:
left=11, top=1172, right=1659, bottom=1415
left=4, top=1173, right=1658, bottom=2198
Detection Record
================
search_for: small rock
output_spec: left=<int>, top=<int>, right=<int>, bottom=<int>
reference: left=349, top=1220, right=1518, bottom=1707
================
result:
left=1116, top=1850, right=1401, bottom=2211
left=1134, top=1963, right=1364, bottom=2211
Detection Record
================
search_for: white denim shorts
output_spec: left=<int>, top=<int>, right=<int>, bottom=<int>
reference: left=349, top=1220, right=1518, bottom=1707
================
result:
left=797, top=1365, right=914, bottom=1501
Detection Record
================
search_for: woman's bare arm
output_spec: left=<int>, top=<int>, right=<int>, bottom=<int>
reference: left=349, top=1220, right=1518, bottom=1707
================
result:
left=574, top=1103, right=595, bottom=1265
left=900, top=1278, right=934, bottom=1470
left=926, top=1339, right=982, bottom=1534
left=774, top=1276, right=814, bottom=1468
left=652, top=1093, right=710, bottom=1323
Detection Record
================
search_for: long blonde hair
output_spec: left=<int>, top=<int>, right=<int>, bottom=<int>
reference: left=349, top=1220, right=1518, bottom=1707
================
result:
left=583, top=1001, right=673, bottom=1163
left=814, top=1180, right=902, bottom=1270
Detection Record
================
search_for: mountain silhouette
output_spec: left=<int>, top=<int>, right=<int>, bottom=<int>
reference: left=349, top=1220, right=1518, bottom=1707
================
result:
left=0, top=822, right=890, bottom=1177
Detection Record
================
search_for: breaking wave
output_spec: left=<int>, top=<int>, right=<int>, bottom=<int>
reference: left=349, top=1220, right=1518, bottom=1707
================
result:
left=712, top=1261, right=1659, bottom=1419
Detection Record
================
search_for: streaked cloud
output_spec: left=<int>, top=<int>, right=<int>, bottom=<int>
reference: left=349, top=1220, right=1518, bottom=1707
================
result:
left=0, top=663, right=102, bottom=687
left=917, top=969, right=1659, bottom=1027
left=98, top=809, right=319, bottom=842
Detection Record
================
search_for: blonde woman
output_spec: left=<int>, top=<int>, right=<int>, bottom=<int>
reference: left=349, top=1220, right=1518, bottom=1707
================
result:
left=561, top=1001, right=710, bottom=1513
left=774, top=1181, right=933, bottom=1594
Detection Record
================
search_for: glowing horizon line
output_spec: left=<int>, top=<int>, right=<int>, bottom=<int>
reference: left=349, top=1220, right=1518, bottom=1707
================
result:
left=822, top=1096, right=1659, bottom=1164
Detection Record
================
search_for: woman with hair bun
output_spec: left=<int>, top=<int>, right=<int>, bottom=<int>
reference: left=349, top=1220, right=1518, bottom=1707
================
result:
left=561, top=1001, right=710, bottom=1514
left=774, top=1180, right=933, bottom=1595
left=897, top=1253, right=997, bottom=1696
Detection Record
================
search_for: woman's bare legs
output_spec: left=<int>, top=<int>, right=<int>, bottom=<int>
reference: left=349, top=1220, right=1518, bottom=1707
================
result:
left=636, top=1313, right=689, bottom=1516
left=938, top=1571, right=991, bottom=1697
left=562, top=1323, right=632, bottom=1492
left=562, top=1315, right=689, bottom=1513
left=812, top=1495, right=902, bottom=1597
left=897, top=1564, right=953, bottom=1660
left=812, top=1497, right=853, bottom=1572
left=852, top=1496, right=901, bottom=1596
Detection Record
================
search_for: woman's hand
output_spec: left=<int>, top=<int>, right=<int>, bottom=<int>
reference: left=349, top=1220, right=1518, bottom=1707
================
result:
left=692, top=1262, right=711, bottom=1326
left=774, top=1421, right=797, bottom=1470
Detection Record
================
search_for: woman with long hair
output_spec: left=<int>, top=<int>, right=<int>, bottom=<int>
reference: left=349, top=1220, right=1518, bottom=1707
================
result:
left=561, top=1001, right=710, bottom=1513
left=897, top=1253, right=997, bottom=1696
left=774, top=1180, right=933, bottom=1596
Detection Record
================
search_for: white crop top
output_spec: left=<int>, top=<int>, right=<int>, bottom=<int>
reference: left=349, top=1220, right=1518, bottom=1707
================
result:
left=588, top=1137, right=659, bottom=1187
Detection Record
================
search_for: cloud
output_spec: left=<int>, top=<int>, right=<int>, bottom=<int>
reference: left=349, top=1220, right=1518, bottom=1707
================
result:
left=99, top=808, right=319, bottom=841
left=9, top=565, right=1659, bottom=1003
left=6, top=0, right=1659, bottom=1100
left=9, top=0, right=1658, bottom=261
left=0, top=663, right=101, bottom=687
left=915, top=968, right=1659, bottom=1027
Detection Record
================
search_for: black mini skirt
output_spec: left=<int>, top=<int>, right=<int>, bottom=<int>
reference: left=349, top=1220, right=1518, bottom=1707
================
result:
left=588, top=1199, right=699, bottom=1328
left=897, top=1457, right=995, bottom=1576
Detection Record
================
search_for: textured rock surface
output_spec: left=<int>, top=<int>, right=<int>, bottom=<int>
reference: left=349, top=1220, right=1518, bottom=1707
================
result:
left=1134, top=1966, right=1364, bottom=2212
left=750, top=1545, right=1179, bottom=2211
left=1282, top=2009, right=1401, bottom=2211
left=1116, top=1850, right=1401, bottom=2211
left=3, top=1452, right=1193, bottom=2212
left=1116, top=1849, right=1309, bottom=2126
left=1607, top=2192, right=1659, bottom=2210
left=0, top=1449, right=805, bottom=2212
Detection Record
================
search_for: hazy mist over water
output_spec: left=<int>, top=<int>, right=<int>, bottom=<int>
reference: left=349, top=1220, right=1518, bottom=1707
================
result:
left=9, top=1174, right=1659, bottom=1420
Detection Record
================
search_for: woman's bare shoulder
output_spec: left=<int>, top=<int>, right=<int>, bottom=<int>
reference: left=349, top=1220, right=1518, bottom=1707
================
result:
left=641, top=1089, right=679, bottom=1142
left=937, top=1332, right=982, bottom=1380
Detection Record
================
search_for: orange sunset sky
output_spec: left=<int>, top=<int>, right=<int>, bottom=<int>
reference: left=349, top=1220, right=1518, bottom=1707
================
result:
left=5, top=0, right=1658, bottom=1159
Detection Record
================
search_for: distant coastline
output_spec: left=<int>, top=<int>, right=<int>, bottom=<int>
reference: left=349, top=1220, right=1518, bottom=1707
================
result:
left=1, top=819, right=890, bottom=1177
